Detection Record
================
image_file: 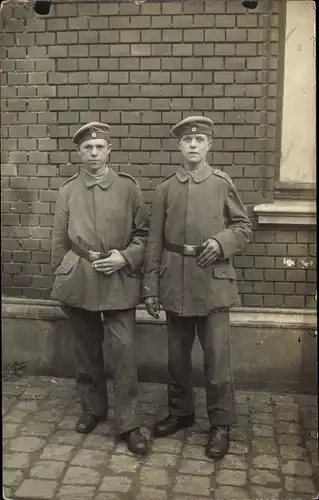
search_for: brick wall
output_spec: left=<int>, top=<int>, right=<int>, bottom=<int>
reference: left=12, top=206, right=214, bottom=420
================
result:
left=0, top=0, right=316, bottom=307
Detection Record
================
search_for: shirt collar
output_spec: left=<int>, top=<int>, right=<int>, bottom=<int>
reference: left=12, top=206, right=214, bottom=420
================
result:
left=176, top=163, right=212, bottom=183
left=80, top=166, right=115, bottom=189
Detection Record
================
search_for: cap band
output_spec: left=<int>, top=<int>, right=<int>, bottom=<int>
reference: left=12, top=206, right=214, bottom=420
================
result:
left=177, top=124, right=213, bottom=137
left=75, top=130, right=110, bottom=145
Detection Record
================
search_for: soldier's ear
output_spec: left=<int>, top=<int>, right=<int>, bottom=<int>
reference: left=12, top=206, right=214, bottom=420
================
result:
left=107, top=142, right=112, bottom=154
left=207, top=136, right=213, bottom=150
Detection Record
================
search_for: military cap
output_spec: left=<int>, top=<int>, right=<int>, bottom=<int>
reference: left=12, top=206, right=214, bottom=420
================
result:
left=72, top=122, right=110, bottom=145
left=171, top=116, right=213, bottom=138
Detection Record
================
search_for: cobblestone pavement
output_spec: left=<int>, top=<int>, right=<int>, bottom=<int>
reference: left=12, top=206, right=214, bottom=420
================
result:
left=2, top=376, right=318, bottom=500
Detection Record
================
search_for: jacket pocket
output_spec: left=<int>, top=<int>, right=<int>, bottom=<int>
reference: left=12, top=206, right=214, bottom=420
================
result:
left=213, top=266, right=236, bottom=280
left=123, top=267, right=143, bottom=279
left=51, top=251, right=82, bottom=305
left=159, top=265, right=167, bottom=278
left=54, top=259, right=77, bottom=275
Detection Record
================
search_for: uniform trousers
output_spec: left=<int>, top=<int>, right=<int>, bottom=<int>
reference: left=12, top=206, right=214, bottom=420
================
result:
left=166, top=310, right=236, bottom=426
left=63, top=306, right=140, bottom=435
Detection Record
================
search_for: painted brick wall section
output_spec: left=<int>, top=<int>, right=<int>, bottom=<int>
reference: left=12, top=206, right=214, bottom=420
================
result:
left=0, top=0, right=316, bottom=307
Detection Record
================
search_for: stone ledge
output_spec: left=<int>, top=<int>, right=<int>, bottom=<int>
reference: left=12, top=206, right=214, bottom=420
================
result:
left=253, top=201, right=316, bottom=225
left=2, top=297, right=316, bottom=330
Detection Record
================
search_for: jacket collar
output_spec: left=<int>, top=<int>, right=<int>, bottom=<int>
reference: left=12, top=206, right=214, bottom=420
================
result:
left=176, top=163, right=212, bottom=183
left=80, top=166, right=115, bottom=189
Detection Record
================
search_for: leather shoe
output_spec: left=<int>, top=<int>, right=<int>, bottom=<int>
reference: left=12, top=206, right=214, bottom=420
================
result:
left=154, top=414, right=195, bottom=437
left=205, top=425, right=230, bottom=460
left=76, top=414, right=106, bottom=434
left=121, top=428, right=149, bottom=455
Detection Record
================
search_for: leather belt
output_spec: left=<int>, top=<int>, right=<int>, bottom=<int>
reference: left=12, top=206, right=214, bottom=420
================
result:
left=71, top=243, right=111, bottom=262
left=164, top=241, right=204, bottom=257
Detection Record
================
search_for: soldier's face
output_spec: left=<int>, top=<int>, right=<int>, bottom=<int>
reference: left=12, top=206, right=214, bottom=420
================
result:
left=77, top=138, right=111, bottom=172
left=179, top=134, right=211, bottom=164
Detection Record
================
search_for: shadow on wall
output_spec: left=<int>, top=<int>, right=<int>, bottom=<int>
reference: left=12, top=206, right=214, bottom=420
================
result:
left=2, top=314, right=318, bottom=394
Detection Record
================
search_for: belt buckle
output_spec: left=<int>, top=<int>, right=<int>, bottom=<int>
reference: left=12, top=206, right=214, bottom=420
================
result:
left=184, top=245, right=196, bottom=256
left=89, top=250, right=101, bottom=261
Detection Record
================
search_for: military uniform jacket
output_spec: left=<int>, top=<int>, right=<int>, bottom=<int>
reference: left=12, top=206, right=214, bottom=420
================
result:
left=143, top=164, right=252, bottom=316
left=51, top=167, right=149, bottom=311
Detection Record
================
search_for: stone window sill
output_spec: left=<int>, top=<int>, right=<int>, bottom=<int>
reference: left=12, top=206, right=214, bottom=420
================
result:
left=253, top=201, right=316, bottom=225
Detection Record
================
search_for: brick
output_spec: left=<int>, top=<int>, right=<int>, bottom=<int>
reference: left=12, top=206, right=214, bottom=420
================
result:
left=242, top=293, right=263, bottom=307
left=79, top=31, right=99, bottom=44
left=57, top=32, right=78, bottom=44
left=34, top=60, right=55, bottom=72
left=37, top=166, right=57, bottom=179
left=7, top=47, right=27, bottom=59
left=55, top=3, right=76, bottom=16
left=68, top=45, right=89, bottom=58
left=8, top=72, right=28, bottom=86
left=173, top=44, right=193, bottom=56
left=35, top=33, right=56, bottom=46
left=226, top=28, right=248, bottom=43
left=285, top=269, right=306, bottom=282
left=253, top=283, right=274, bottom=294
left=284, top=295, right=305, bottom=308
left=22, top=72, right=48, bottom=85
left=254, top=257, right=275, bottom=268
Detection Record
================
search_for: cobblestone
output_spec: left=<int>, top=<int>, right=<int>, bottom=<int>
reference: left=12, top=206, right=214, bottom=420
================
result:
left=279, top=445, right=309, bottom=459
left=250, top=485, right=281, bottom=499
left=99, top=475, right=132, bottom=492
left=109, top=454, right=140, bottom=473
left=3, top=469, right=24, bottom=487
left=40, top=444, right=75, bottom=461
left=145, top=452, right=178, bottom=468
left=252, top=454, right=279, bottom=469
left=56, top=485, right=96, bottom=499
left=281, top=459, right=313, bottom=476
left=214, top=486, right=250, bottom=500
left=9, top=436, right=46, bottom=452
left=3, top=422, right=19, bottom=437
left=62, top=466, right=101, bottom=485
left=20, top=421, right=57, bottom=437
left=285, top=476, right=317, bottom=493
left=249, top=469, right=281, bottom=485
left=140, top=466, right=171, bottom=486
left=173, top=474, right=212, bottom=496
left=14, top=479, right=57, bottom=499
left=4, top=452, right=31, bottom=469
left=178, top=458, right=215, bottom=475
left=136, top=487, right=168, bottom=500
left=216, top=469, right=247, bottom=486
left=30, top=460, right=66, bottom=479
left=48, top=429, right=85, bottom=446
left=4, top=409, right=29, bottom=422
left=1, top=375, right=318, bottom=500
left=71, top=449, right=110, bottom=468
left=220, top=453, right=248, bottom=470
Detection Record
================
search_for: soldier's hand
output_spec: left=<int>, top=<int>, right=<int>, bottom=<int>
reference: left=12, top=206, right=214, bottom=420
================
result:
left=145, top=296, right=160, bottom=319
left=93, top=249, right=127, bottom=275
left=197, top=238, right=222, bottom=267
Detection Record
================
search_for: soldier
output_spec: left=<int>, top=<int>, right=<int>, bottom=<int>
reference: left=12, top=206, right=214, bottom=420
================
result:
left=143, top=116, right=252, bottom=460
left=51, top=122, right=149, bottom=455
